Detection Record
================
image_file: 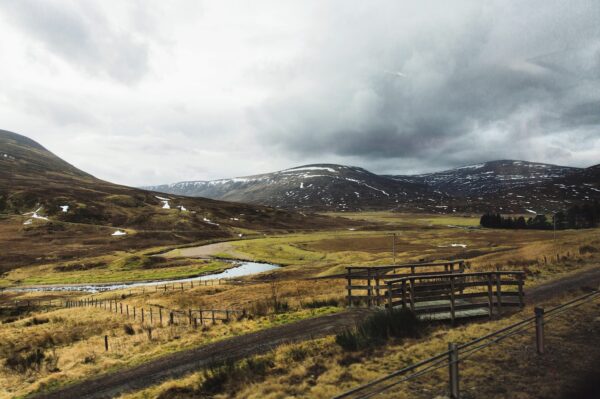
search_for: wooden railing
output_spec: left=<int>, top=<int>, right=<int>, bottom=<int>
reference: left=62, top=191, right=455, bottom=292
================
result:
left=346, top=260, right=466, bottom=307
left=385, top=271, right=525, bottom=322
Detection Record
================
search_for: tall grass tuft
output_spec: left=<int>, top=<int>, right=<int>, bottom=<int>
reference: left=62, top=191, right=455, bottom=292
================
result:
left=336, top=308, right=424, bottom=351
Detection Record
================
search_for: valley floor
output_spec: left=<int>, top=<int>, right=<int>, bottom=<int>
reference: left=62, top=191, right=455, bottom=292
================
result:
left=1, top=212, right=599, bottom=398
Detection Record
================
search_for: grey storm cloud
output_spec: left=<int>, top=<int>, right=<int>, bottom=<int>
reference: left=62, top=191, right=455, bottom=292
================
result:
left=0, top=0, right=599, bottom=186
left=1, top=0, right=150, bottom=84
left=250, top=0, right=600, bottom=171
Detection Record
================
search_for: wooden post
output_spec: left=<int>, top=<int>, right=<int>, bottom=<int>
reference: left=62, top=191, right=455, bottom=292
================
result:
left=517, top=273, right=524, bottom=307
left=126, top=305, right=129, bottom=318
left=188, top=309, right=192, bottom=325
left=199, top=310, right=204, bottom=325
left=141, top=308, right=144, bottom=323
left=535, top=307, right=545, bottom=354
left=449, top=276, right=456, bottom=324
left=120, top=303, right=123, bottom=314
left=346, top=268, right=352, bottom=308
left=387, top=282, right=393, bottom=310
left=104, top=335, right=109, bottom=351
left=133, top=307, right=136, bottom=320
left=401, top=280, right=407, bottom=310
left=159, top=308, right=163, bottom=326
left=375, top=269, right=381, bottom=306
left=487, top=274, right=494, bottom=319
left=392, top=233, right=396, bottom=265
left=495, top=273, right=503, bottom=314
left=367, top=267, right=372, bottom=308
left=150, top=308, right=153, bottom=324
left=169, top=311, right=174, bottom=325
left=409, top=278, right=415, bottom=312
left=448, top=343, right=460, bottom=399
left=212, top=310, right=216, bottom=323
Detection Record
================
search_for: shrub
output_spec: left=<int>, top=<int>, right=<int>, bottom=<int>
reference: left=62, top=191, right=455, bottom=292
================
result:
left=4, top=348, right=45, bottom=373
left=579, top=245, right=598, bottom=255
left=24, top=317, right=50, bottom=327
left=123, top=324, right=135, bottom=335
left=303, top=298, right=340, bottom=309
left=336, top=309, right=425, bottom=351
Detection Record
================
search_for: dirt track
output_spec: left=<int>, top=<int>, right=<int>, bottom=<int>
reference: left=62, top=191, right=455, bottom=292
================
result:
left=32, top=266, right=600, bottom=399
left=32, top=309, right=372, bottom=399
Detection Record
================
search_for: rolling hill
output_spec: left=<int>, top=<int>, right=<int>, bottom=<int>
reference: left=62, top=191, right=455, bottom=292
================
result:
left=0, top=129, right=350, bottom=270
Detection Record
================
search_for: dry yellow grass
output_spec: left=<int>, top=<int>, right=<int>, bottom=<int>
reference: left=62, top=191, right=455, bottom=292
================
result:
left=2, top=213, right=600, bottom=398
left=120, top=289, right=600, bottom=399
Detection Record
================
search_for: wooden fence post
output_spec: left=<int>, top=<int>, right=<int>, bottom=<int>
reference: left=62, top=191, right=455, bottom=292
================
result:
left=387, top=282, right=393, bottom=310
left=535, top=307, right=545, bottom=354
left=367, top=267, right=372, bottom=307
left=487, top=274, right=494, bottom=319
left=449, top=276, right=456, bottom=324
left=517, top=273, right=524, bottom=307
left=159, top=308, right=163, bottom=326
left=105, top=335, right=109, bottom=351
left=448, top=342, right=460, bottom=399
left=495, top=273, right=503, bottom=315
left=375, top=269, right=381, bottom=306
left=169, top=311, right=174, bottom=325
left=346, top=267, right=352, bottom=308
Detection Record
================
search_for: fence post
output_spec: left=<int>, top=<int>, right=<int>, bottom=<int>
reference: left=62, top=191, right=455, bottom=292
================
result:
left=448, top=342, right=460, bottom=399
left=517, top=273, right=524, bottom=308
left=346, top=267, right=352, bottom=308
left=535, top=307, right=545, bottom=354
left=159, top=308, right=163, bottom=326
left=104, top=335, right=109, bottom=351
left=387, top=281, right=393, bottom=310
left=367, top=267, right=372, bottom=307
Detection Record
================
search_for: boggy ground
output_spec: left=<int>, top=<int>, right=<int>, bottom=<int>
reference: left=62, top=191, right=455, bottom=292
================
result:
left=1, top=212, right=599, bottom=398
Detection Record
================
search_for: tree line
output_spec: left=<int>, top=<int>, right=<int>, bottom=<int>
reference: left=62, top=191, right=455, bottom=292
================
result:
left=480, top=201, right=600, bottom=230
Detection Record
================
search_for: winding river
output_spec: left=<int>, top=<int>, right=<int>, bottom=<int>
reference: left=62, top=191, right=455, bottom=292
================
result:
left=6, top=261, right=280, bottom=293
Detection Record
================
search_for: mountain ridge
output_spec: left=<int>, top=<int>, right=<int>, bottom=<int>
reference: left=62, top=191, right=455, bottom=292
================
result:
left=144, top=160, right=597, bottom=212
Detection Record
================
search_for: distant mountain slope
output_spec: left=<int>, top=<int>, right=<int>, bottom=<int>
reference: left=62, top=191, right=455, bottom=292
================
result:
left=390, top=160, right=580, bottom=196
left=145, top=164, right=449, bottom=211
left=146, top=160, right=597, bottom=214
left=0, top=130, right=342, bottom=233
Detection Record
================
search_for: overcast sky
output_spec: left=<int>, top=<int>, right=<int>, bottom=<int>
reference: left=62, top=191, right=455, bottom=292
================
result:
left=0, top=1, right=599, bottom=186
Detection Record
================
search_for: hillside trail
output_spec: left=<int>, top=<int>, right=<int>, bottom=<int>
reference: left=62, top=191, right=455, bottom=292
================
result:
left=32, top=266, right=600, bottom=399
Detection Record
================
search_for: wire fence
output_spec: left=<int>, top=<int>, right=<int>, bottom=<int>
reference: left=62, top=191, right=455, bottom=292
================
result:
left=332, top=289, right=600, bottom=399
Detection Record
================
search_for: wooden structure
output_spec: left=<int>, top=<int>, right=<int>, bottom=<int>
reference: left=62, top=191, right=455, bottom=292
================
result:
left=386, top=271, right=525, bottom=322
left=345, top=260, right=466, bottom=307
